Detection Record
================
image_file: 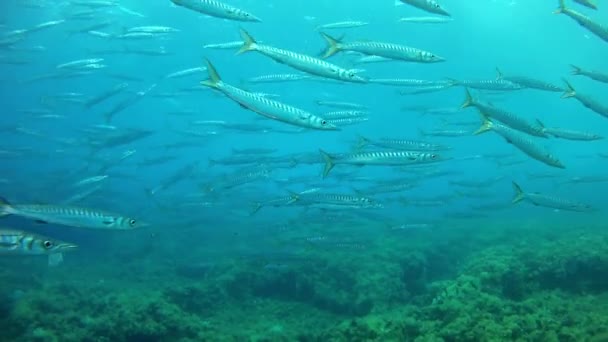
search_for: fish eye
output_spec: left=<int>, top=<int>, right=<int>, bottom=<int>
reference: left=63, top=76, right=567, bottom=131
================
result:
left=434, top=4, right=440, bottom=7
left=43, top=240, right=53, bottom=248
left=321, top=120, right=327, bottom=125
left=431, top=154, right=438, bottom=159
left=244, top=13, right=250, bottom=16
left=129, top=219, right=137, bottom=227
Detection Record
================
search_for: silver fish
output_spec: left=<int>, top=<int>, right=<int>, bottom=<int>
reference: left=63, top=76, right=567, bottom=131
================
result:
left=462, top=89, right=546, bottom=137
left=0, top=229, right=77, bottom=266
left=315, top=21, right=369, bottom=31
left=496, top=68, right=563, bottom=92
left=321, top=32, right=444, bottom=63
left=0, top=229, right=76, bottom=256
left=475, top=117, right=565, bottom=169
left=562, top=80, right=608, bottom=118
left=170, top=0, right=261, bottom=22
left=238, top=29, right=367, bottom=84
left=319, top=149, right=444, bottom=178
left=537, top=120, right=603, bottom=141
left=396, top=0, right=450, bottom=16
left=555, top=0, right=608, bottom=43
left=573, top=0, right=598, bottom=10
left=570, top=64, right=608, bottom=84
left=201, top=60, right=337, bottom=131
left=512, top=182, right=594, bottom=212
left=0, top=197, right=145, bottom=230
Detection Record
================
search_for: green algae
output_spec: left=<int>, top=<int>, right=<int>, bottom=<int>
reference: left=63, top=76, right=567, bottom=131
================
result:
left=1, top=217, right=608, bottom=341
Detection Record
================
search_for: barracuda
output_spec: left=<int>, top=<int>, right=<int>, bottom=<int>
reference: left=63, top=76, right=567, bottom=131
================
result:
left=200, top=60, right=338, bottom=131
left=555, top=0, right=608, bottom=43
left=320, top=32, right=444, bottom=63
left=237, top=29, right=367, bottom=84
left=170, top=0, right=261, bottom=22
left=319, top=149, right=444, bottom=178
left=396, top=0, right=450, bottom=17
left=511, top=182, right=595, bottom=212
left=475, top=116, right=565, bottom=169
left=570, top=65, right=608, bottom=84
left=562, top=80, right=608, bottom=118
left=462, top=89, right=546, bottom=137
left=0, top=197, right=145, bottom=230
left=0, top=229, right=77, bottom=266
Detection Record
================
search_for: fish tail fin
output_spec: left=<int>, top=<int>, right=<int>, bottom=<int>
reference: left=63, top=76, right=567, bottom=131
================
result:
left=461, top=88, right=474, bottom=109
left=511, top=182, right=526, bottom=204
left=249, top=202, right=263, bottom=216
left=569, top=64, right=582, bottom=75
left=535, top=119, right=545, bottom=129
left=495, top=67, right=504, bottom=80
left=554, top=0, right=566, bottom=13
left=473, top=113, right=493, bottom=135
left=320, top=32, right=341, bottom=59
left=237, top=28, right=257, bottom=55
left=319, top=149, right=335, bottom=178
left=287, top=190, right=300, bottom=203
left=561, top=79, right=576, bottom=98
left=0, top=196, right=12, bottom=217
left=355, top=135, right=369, bottom=150
left=200, top=59, right=221, bottom=89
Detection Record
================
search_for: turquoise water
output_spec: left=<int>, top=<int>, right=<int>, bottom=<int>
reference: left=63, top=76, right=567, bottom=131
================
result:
left=1, top=0, right=608, bottom=340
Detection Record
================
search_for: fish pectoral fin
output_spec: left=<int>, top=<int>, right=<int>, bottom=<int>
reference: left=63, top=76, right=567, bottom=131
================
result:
left=34, top=220, right=48, bottom=224
left=48, top=253, right=64, bottom=267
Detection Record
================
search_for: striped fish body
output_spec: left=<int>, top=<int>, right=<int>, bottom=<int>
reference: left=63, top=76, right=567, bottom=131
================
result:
left=246, top=74, right=312, bottom=84
left=336, top=150, right=440, bottom=166
left=475, top=104, right=545, bottom=137
left=454, top=79, right=523, bottom=91
left=295, top=193, right=381, bottom=209
left=0, top=202, right=140, bottom=230
left=248, top=43, right=366, bottom=83
left=482, top=121, right=565, bottom=169
left=327, top=117, right=368, bottom=127
left=369, top=78, right=449, bottom=87
left=319, top=149, right=442, bottom=177
left=543, top=127, right=603, bottom=141
left=0, top=229, right=76, bottom=255
left=339, top=41, right=443, bottom=63
left=502, top=76, right=563, bottom=92
left=370, top=138, right=449, bottom=151
left=170, top=0, right=261, bottom=22
left=323, top=110, right=369, bottom=119
left=213, top=80, right=337, bottom=130
left=524, top=193, right=594, bottom=212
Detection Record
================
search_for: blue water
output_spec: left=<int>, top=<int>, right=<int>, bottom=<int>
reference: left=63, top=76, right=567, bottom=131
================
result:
left=1, top=0, right=608, bottom=340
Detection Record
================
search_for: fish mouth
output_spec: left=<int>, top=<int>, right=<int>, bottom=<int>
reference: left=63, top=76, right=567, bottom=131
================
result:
left=437, top=9, right=451, bottom=17
left=59, top=243, right=79, bottom=251
left=135, top=221, right=151, bottom=228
